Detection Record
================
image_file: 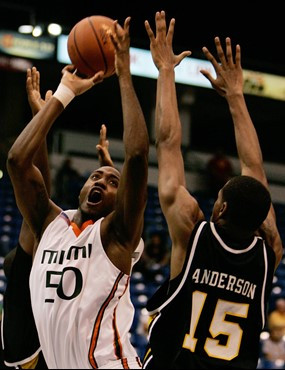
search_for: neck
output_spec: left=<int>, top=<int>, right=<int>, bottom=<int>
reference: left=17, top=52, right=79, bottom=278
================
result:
left=72, top=209, right=97, bottom=228
left=215, top=220, right=253, bottom=241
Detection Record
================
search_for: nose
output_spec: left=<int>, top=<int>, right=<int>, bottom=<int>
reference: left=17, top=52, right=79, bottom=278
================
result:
left=95, top=177, right=107, bottom=189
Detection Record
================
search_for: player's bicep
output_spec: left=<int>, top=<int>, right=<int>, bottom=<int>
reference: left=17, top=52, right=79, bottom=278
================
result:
left=241, top=166, right=269, bottom=189
left=163, top=186, right=204, bottom=246
left=164, top=188, right=204, bottom=279
left=258, top=205, right=283, bottom=270
left=157, top=145, right=186, bottom=197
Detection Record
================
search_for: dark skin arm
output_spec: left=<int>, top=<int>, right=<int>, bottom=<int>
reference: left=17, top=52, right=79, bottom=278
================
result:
left=19, top=67, right=52, bottom=255
left=19, top=72, right=115, bottom=255
left=201, top=37, right=283, bottom=270
left=101, top=17, right=149, bottom=274
left=145, top=11, right=203, bottom=279
left=7, top=65, right=104, bottom=246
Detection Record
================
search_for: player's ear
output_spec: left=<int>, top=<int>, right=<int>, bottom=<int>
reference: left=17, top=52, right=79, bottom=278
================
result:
left=219, top=201, right=228, bottom=217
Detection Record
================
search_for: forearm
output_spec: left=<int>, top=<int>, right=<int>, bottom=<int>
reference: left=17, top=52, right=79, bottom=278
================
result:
left=156, top=68, right=181, bottom=146
left=114, top=72, right=148, bottom=246
left=156, top=67, right=185, bottom=190
left=7, top=98, right=63, bottom=172
left=226, top=92, right=267, bottom=183
left=119, top=73, right=149, bottom=156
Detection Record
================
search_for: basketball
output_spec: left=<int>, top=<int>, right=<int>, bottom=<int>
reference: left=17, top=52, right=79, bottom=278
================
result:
left=67, top=15, right=117, bottom=78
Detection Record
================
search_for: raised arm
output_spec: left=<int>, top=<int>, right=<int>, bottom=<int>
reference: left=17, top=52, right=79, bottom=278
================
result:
left=109, top=17, right=149, bottom=249
left=201, top=37, right=283, bottom=269
left=26, top=67, right=53, bottom=194
left=18, top=67, right=53, bottom=254
left=145, top=11, right=204, bottom=278
left=7, top=66, right=104, bottom=242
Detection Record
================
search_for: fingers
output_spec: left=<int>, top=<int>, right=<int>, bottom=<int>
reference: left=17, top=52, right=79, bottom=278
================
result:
left=98, top=124, right=110, bottom=152
left=166, top=17, right=175, bottom=45
left=146, top=10, right=167, bottom=41
left=26, top=66, right=40, bottom=93
left=62, top=64, right=76, bottom=75
left=109, top=23, right=119, bottom=49
left=225, top=37, right=234, bottom=67
left=34, top=67, right=40, bottom=91
left=235, top=44, right=241, bottom=68
left=145, top=10, right=175, bottom=43
left=200, top=68, right=215, bottom=85
left=204, top=36, right=240, bottom=70
left=177, top=50, right=192, bottom=65
left=26, top=66, right=39, bottom=92
left=156, top=10, right=167, bottom=39
left=26, top=68, right=32, bottom=91
left=225, top=37, right=241, bottom=68
left=144, top=20, right=154, bottom=41
left=45, top=90, right=53, bottom=102
left=215, top=37, right=227, bottom=66
left=109, top=18, right=130, bottom=51
left=91, top=71, right=104, bottom=85
left=100, top=124, right=107, bottom=142
left=202, top=46, right=220, bottom=71
left=97, top=123, right=111, bottom=167
left=123, top=16, right=131, bottom=32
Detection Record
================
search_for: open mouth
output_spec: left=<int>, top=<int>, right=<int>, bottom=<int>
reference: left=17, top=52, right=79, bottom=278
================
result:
left=88, top=189, right=102, bottom=205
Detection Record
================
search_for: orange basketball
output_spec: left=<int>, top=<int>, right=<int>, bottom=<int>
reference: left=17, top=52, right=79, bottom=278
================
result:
left=67, top=15, right=117, bottom=78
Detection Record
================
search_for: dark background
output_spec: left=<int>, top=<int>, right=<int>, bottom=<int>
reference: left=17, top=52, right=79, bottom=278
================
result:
left=0, top=0, right=284, bottom=165
left=1, top=0, right=284, bottom=74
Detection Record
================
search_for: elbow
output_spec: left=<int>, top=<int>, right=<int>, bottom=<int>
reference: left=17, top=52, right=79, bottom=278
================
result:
left=7, top=147, right=27, bottom=173
left=126, top=145, right=149, bottom=163
left=159, top=183, right=178, bottom=206
left=124, top=127, right=149, bottom=158
left=156, top=131, right=181, bottom=149
left=128, top=152, right=149, bottom=171
left=7, top=148, right=19, bottom=170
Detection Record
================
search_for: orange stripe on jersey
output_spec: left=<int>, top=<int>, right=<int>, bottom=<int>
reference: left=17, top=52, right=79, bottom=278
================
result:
left=120, top=356, right=142, bottom=369
left=121, top=357, right=129, bottom=368
left=71, top=220, right=94, bottom=237
left=113, top=276, right=130, bottom=359
left=88, top=272, right=125, bottom=368
left=136, top=356, right=142, bottom=367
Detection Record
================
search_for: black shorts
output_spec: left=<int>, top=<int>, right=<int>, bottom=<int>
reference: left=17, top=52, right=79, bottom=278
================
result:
left=1, top=244, right=47, bottom=368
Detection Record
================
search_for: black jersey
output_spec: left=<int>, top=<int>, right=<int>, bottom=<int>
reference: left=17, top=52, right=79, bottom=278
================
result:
left=142, top=221, right=276, bottom=369
left=1, top=244, right=47, bottom=369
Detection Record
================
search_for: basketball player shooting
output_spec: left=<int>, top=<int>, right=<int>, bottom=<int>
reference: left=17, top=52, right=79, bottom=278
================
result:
left=7, top=16, right=149, bottom=369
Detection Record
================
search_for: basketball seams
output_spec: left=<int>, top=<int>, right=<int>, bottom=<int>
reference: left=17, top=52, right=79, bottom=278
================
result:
left=88, top=17, right=108, bottom=76
left=67, top=15, right=116, bottom=78
left=72, top=25, right=97, bottom=76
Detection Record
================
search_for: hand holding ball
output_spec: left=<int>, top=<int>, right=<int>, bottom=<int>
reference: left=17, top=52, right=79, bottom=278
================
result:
left=67, top=16, right=117, bottom=78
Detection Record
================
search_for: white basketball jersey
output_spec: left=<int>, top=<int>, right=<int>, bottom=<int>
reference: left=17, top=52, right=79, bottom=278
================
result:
left=30, top=210, right=144, bottom=369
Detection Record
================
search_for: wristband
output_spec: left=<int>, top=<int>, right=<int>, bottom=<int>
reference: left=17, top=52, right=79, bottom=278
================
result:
left=53, top=83, right=75, bottom=108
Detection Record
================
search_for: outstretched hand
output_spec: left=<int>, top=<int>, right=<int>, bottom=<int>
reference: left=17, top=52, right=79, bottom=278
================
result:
left=26, top=67, right=53, bottom=116
left=60, top=64, right=104, bottom=95
left=96, top=124, right=114, bottom=167
left=108, top=16, right=131, bottom=76
left=145, top=10, right=191, bottom=71
left=200, top=37, right=243, bottom=97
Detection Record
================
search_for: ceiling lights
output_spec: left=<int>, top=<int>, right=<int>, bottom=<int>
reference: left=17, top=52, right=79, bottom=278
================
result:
left=18, top=23, right=62, bottom=38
